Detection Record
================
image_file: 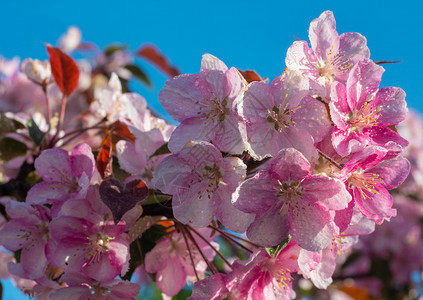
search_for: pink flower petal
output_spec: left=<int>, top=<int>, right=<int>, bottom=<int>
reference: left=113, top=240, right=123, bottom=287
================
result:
left=35, top=148, right=72, bottom=182
left=374, top=87, right=407, bottom=125
left=302, top=175, right=351, bottom=211
left=156, top=256, right=186, bottom=296
left=158, top=74, right=204, bottom=122
left=289, top=205, right=333, bottom=251
left=309, top=11, right=338, bottom=60
left=247, top=205, right=289, bottom=247
left=70, top=143, right=95, bottom=179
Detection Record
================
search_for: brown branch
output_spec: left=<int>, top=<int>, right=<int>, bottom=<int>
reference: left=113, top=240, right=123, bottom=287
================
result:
left=186, top=224, right=232, bottom=269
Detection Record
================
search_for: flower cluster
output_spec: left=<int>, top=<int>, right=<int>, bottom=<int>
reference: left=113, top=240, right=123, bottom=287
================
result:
left=0, top=11, right=413, bottom=300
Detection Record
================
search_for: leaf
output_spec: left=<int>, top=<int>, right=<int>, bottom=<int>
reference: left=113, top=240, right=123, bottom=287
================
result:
left=265, top=235, right=291, bottom=257
left=27, top=118, right=46, bottom=146
left=46, top=44, right=80, bottom=96
left=111, top=121, right=136, bottom=144
left=128, top=215, right=162, bottom=243
left=149, top=142, right=170, bottom=158
left=104, top=44, right=128, bottom=57
left=99, top=178, right=149, bottom=224
left=141, top=192, right=171, bottom=205
left=97, top=131, right=113, bottom=179
left=238, top=69, right=263, bottom=83
left=0, top=113, right=17, bottom=135
left=124, top=64, right=151, bottom=87
left=136, top=45, right=180, bottom=77
left=0, top=138, right=27, bottom=161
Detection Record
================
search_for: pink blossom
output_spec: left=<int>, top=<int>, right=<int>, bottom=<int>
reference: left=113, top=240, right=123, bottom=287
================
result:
left=153, top=141, right=253, bottom=232
left=285, top=11, right=370, bottom=99
left=330, top=59, right=408, bottom=156
left=233, top=148, right=351, bottom=250
left=0, top=56, right=47, bottom=114
left=49, top=272, right=140, bottom=300
left=116, top=128, right=170, bottom=185
left=190, top=241, right=301, bottom=300
left=20, top=58, right=51, bottom=85
left=239, top=70, right=330, bottom=160
left=299, top=207, right=374, bottom=289
left=145, top=227, right=218, bottom=297
left=47, top=213, right=130, bottom=282
left=0, top=201, right=50, bottom=279
left=58, top=26, right=82, bottom=52
left=26, top=143, right=95, bottom=209
left=159, top=54, right=247, bottom=154
left=90, top=73, right=148, bottom=130
left=342, top=147, right=410, bottom=224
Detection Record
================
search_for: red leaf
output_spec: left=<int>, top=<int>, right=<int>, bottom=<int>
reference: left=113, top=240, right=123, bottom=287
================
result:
left=238, top=69, right=263, bottom=83
left=112, top=121, right=135, bottom=144
left=46, top=44, right=80, bottom=96
left=136, top=45, right=180, bottom=77
left=97, top=131, right=113, bottom=179
left=99, top=178, right=149, bottom=224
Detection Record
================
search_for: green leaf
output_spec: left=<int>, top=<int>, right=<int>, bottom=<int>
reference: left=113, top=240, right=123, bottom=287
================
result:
left=27, top=118, right=46, bottom=146
left=150, top=142, right=170, bottom=158
left=265, top=235, right=291, bottom=257
left=141, top=190, right=170, bottom=205
left=0, top=138, right=27, bottom=161
left=104, top=44, right=128, bottom=57
left=124, top=64, right=151, bottom=87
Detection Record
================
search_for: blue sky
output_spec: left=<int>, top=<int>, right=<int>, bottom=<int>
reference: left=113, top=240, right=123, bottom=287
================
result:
left=1, top=0, right=422, bottom=298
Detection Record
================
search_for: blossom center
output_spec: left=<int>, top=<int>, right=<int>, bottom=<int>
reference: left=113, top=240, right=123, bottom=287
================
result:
left=317, top=45, right=353, bottom=82
left=262, top=258, right=292, bottom=289
left=277, top=180, right=303, bottom=216
left=267, top=96, right=300, bottom=132
left=348, top=168, right=383, bottom=199
left=197, top=97, right=230, bottom=122
left=346, top=101, right=381, bottom=133
left=189, top=163, right=223, bottom=200
left=85, top=233, right=113, bottom=263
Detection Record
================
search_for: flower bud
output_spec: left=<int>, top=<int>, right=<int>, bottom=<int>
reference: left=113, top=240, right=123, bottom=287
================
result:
left=21, top=58, right=51, bottom=85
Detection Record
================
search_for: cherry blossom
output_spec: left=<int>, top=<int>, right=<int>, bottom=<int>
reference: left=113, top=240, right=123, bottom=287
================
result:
left=233, top=148, right=351, bottom=250
left=330, top=59, right=408, bottom=156
left=0, top=200, right=51, bottom=279
left=239, top=69, right=330, bottom=160
left=26, top=143, right=95, bottom=209
left=153, top=141, right=253, bottom=232
left=159, top=54, right=247, bottom=154
left=286, top=10, right=370, bottom=100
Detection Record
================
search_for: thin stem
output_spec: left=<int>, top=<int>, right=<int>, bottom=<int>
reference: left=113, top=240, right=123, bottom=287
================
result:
left=186, top=224, right=232, bottom=269
left=208, top=225, right=262, bottom=249
left=317, top=149, right=343, bottom=170
left=59, top=119, right=107, bottom=140
left=217, top=231, right=254, bottom=254
left=49, top=94, right=67, bottom=147
left=135, top=238, right=143, bottom=264
left=178, top=224, right=200, bottom=281
left=42, top=84, right=52, bottom=125
left=181, top=225, right=217, bottom=274
left=59, top=126, right=108, bottom=148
